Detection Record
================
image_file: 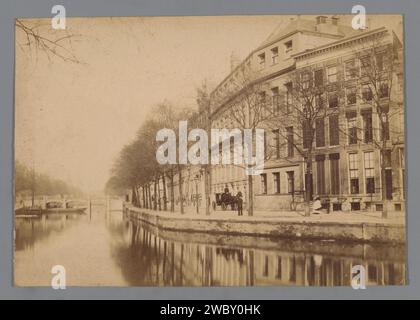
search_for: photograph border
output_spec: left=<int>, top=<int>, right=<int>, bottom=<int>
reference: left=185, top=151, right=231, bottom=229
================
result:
left=0, top=0, right=418, bottom=299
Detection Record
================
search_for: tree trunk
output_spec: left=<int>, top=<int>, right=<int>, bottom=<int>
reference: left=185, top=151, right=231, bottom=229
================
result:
left=153, top=179, right=157, bottom=210
left=178, top=168, right=184, bottom=214
left=204, top=165, right=210, bottom=216
left=170, top=171, right=175, bottom=212
left=304, top=154, right=314, bottom=217
left=148, top=183, right=152, bottom=210
left=247, top=174, right=253, bottom=216
left=162, top=172, right=167, bottom=211
left=135, top=186, right=140, bottom=207
left=131, top=185, right=137, bottom=206
left=142, top=186, right=146, bottom=208
left=380, top=150, right=389, bottom=219
left=145, top=185, right=148, bottom=209
left=157, top=175, right=162, bottom=211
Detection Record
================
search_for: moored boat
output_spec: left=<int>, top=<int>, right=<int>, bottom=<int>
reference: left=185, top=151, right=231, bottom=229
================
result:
left=43, top=207, right=87, bottom=213
left=15, top=200, right=88, bottom=215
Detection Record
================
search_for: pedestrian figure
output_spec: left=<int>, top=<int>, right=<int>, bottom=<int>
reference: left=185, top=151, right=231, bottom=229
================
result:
left=236, top=191, right=243, bottom=216
left=221, top=187, right=230, bottom=210
left=312, top=196, right=323, bottom=214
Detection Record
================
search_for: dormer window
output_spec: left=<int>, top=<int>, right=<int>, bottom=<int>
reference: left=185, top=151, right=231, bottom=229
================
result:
left=271, top=47, right=279, bottom=65
left=258, top=52, right=266, bottom=69
left=284, top=40, right=293, bottom=53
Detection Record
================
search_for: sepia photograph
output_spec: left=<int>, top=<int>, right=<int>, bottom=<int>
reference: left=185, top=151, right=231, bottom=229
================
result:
left=14, top=14, right=406, bottom=287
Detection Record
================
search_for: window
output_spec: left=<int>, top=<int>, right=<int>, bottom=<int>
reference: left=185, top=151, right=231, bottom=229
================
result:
left=260, top=173, right=267, bottom=194
left=315, top=94, right=324, bottom=109
left=258, top=52, right=266, bottom=69
left=383, top=149, right=392, bottom=168
left=273, top=172, right=280, bottom=194
left=360, top=56, right=372, bottom=76
left=273, top=129, right=280, bottom=159
left=379, top=81, right=389, bottom=98
left=399, top=147, right=405, bottom=168
left=314, top=69, right=324, bottom=87
left=349, top=153, right=359, bottom=194
left=271, top=47, right=279, bottom=64
left=259, top=91, right=266, bottom=105
left=286, top=126, right=294, bottom=157
left=302, top=72, right=311, bottom=89
left=285, top=82, right=293, bottom=112
left=284, top=40, right=293, bottom=53
left=362, top=84, right=373, bottom=101
left=316, top=155, right=326, bottom=195
left=363, top=112, right=373, bottom=143
left=328, top=92, right=338, bottom=108
left=263, top=256, right=269, bottom=277
left=287, top=171, right=295, bottom=194
left=259, top=91, right=267, bottom=117
left=330, top=153, right=340, bottom=194
left=346, top=87, right=357, bottom=105
left=347, top=115, right=358, bottom=145
left=276, top=257, right=282, bottom=279
left=302, top=120, right=312, bottom=149
left=329, top=115, right=340, bottom=146
left=351, top=202, right=361, bottom=211
left=376, top=52, right=388, bottom=72
left=327, top=66, right=338, bottom=83
left=345, top=59, right=359, bottom=79
left=364, top=151, right=375, bottom=194
left=315, top=118, right=325, bottom=147
left=271, top=87, right=280, bottom=115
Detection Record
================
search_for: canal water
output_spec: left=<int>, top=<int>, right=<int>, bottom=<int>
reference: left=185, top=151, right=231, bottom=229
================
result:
left=14, top=204, right=407, bottom=287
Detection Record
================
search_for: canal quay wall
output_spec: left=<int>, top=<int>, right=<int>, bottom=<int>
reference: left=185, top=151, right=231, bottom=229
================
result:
left=123, top=204, right=405, bottom=244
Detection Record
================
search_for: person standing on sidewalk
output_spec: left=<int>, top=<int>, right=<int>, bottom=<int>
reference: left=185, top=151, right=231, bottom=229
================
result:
left=236, top=191, right=243, bottom=216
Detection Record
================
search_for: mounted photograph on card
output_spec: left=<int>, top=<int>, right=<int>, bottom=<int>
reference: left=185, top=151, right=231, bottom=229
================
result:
left=14, top=14, right=406, bottom=287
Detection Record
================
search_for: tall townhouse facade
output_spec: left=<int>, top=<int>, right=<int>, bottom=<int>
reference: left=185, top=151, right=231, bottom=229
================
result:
left=291, top=26, right=404, bottom=212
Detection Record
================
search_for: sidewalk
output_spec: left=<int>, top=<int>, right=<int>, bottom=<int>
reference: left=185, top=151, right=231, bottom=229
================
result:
left=130, top=204, right=405, bottom=226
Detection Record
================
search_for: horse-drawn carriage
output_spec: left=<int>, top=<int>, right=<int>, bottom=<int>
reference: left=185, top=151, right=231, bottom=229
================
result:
left=212, top=190, right=238, bottom=211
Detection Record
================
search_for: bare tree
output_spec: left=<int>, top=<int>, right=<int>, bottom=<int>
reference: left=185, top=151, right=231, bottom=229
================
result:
left=264, top=67, right=336, bottom=216
left=195, top=81, right=213, bottom=215
left=214, top=67, right=276, bottom=216
left=350, top=36, right=403, bottom=218
left=16, top=18, right=81, bottom=64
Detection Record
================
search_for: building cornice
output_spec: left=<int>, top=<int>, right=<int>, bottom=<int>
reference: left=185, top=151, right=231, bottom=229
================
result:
left=292, top=27, right=388, bottom=61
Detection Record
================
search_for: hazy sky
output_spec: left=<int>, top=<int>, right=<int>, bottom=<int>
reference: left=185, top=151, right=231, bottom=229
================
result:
left=15, top=15, right=402, bottom=193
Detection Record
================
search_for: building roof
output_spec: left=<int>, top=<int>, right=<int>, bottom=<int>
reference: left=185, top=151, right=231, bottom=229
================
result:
left=292, top=27, right=389, bottom=60
left=257, top=17, right=359, bottom=51
left=210, top=17, right=363, bottom=101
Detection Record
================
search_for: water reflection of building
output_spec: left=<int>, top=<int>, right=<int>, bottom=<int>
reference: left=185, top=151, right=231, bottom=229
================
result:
left=121, top=219, right=405, bottom=286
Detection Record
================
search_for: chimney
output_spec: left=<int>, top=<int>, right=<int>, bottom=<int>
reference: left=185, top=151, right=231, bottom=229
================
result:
left=315, top=15, right=339, bottom=35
